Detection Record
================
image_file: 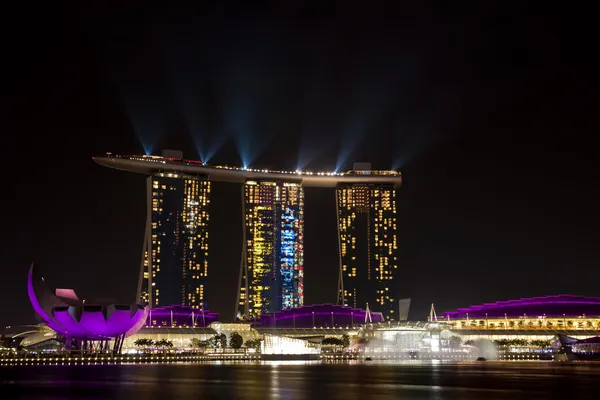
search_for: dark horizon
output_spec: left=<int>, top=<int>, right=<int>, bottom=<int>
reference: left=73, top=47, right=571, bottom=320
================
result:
left=1, top=3, right=598, bottom=327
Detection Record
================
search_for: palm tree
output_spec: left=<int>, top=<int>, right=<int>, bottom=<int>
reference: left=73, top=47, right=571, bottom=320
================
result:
left=155, top=339, right=173, bottom=352
left=134, top=338, right=154, bottom=353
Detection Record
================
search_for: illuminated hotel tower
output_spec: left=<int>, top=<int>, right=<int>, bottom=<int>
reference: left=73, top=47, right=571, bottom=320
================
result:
left=138, top=171, right=210, bottom=309
left=94, top=152, right=401, bottom=317
left=237, top=180, right=304, bottom=319
left=336, top=164, right=398, bottom=320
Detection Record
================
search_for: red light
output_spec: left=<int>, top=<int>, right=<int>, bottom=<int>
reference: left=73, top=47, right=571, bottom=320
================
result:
left=185, top=159, right=204, bottom=165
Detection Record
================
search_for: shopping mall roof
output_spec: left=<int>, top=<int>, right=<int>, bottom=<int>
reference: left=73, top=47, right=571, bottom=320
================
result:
left=443, top=294, right=600, bottom=319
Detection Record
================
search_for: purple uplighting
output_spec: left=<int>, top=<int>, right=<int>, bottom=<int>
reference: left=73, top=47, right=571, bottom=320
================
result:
left=443, top=294, right=600, bottom=319
left=146, top=305, right=219, bottom=327
left=256, top=304, right=384, bottom=328
left=27, top=263, right=147, bottom=340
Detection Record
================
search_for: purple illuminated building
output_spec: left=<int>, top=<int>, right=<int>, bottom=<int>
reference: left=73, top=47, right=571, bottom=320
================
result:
left=256, top=304, right=383, bottom=328
left=443, top=294, right=600, bottom=319
left=146, top=305, right=218, bottom=327
left=27, top=264, right=147, bottom=352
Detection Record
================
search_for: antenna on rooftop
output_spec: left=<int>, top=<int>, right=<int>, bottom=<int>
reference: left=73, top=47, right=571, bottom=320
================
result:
left=365, top=303, right=373, bottom=323
left=429, top=303, right=438, bottom=322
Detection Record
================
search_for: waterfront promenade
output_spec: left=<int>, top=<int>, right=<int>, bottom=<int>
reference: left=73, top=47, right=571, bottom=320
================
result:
left=0, top=351, right=545, bottom=366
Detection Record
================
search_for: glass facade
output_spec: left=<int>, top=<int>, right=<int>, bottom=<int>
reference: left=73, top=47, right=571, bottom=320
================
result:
left=337, top=183, right=398, bottom=320
left=139, top=172, right=210, bottom=309
left=238, top=180, right=304, bottom=319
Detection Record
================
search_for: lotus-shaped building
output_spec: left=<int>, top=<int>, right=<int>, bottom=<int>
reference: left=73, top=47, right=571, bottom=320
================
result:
left=27, top=264, right=147, bottom=351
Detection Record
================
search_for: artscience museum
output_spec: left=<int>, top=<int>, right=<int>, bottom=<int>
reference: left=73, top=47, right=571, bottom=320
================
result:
left=27, top=264, right=148, bottom=353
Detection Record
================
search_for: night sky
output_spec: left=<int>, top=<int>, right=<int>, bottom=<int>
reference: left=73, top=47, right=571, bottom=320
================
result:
left=1, top=3, right=597, bottom=327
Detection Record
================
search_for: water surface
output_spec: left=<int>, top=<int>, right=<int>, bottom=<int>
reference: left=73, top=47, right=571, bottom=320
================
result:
left=1, top=361, right=598, bottom=399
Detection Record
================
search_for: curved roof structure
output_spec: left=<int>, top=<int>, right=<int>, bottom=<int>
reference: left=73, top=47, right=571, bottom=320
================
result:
left=27, top=264, right=147, bottom=339
left=257, top=304, right=384, bottom=328
left=93, top=154, right=402, bottom=188
left=443, top=294, right=600, bottom=319
left=147, top=305, right=219, bottom=327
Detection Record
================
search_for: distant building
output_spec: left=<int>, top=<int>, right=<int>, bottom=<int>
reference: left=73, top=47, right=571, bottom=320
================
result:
left=336, top=163, right=399, bottom=320
left=237, top=179, right=304, bottom=319
left=443, top=294, right=600, bottom=332
left=139, top=154, right=211, bottom=309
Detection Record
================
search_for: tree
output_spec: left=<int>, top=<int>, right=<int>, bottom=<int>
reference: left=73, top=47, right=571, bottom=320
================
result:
left=245, top=339, right=262, bottom=351
left=322, top=337, right=343, bottom=346
left=218, top=334, right=227, bottom=349
left=155, top=339, right=174, bottom=352
left=530, top=340, right=552, bottom=349
left=190, top=338, right=209, bottom=353
left=134, top=338, right=154, bottom=353
left=209, top=334, right=227, bottom=351
left=341, top=334, right=350, bottom=348
left=229, top=332, right=243, bottom=350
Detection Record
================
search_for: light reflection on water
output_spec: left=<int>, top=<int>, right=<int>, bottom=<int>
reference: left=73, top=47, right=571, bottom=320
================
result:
left=1, top=361, right=599, bottom=399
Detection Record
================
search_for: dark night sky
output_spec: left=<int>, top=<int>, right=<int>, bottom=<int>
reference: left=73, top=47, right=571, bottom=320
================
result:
left=1, top=3, right=597, bottom=327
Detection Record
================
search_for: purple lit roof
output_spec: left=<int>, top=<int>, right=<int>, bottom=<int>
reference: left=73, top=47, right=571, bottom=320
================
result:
left=27, top=263, right=147, bottom=339
left=256, top=304, right=384, bottom=328
left=146, top=305, right=218, bottom=327
left=443, top=294, right=600, bottom=319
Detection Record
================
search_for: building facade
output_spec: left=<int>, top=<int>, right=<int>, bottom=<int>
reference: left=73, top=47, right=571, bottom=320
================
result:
left=336, top=175, right=398, bottom=320
left=139, top=172, right=210, bottom=309
left=237, top=180, right=304, bottom=319
left=443, top=294, right=600, bottom=333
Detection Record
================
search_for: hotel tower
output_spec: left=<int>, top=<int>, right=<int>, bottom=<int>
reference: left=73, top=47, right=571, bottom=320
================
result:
left=336, top=163, right=399, bottom=320
left=236, top=180, right=305, bottom=319
left=94, top=152, right=401, bottom=319
left=138, top=151, right=211, bottom=309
